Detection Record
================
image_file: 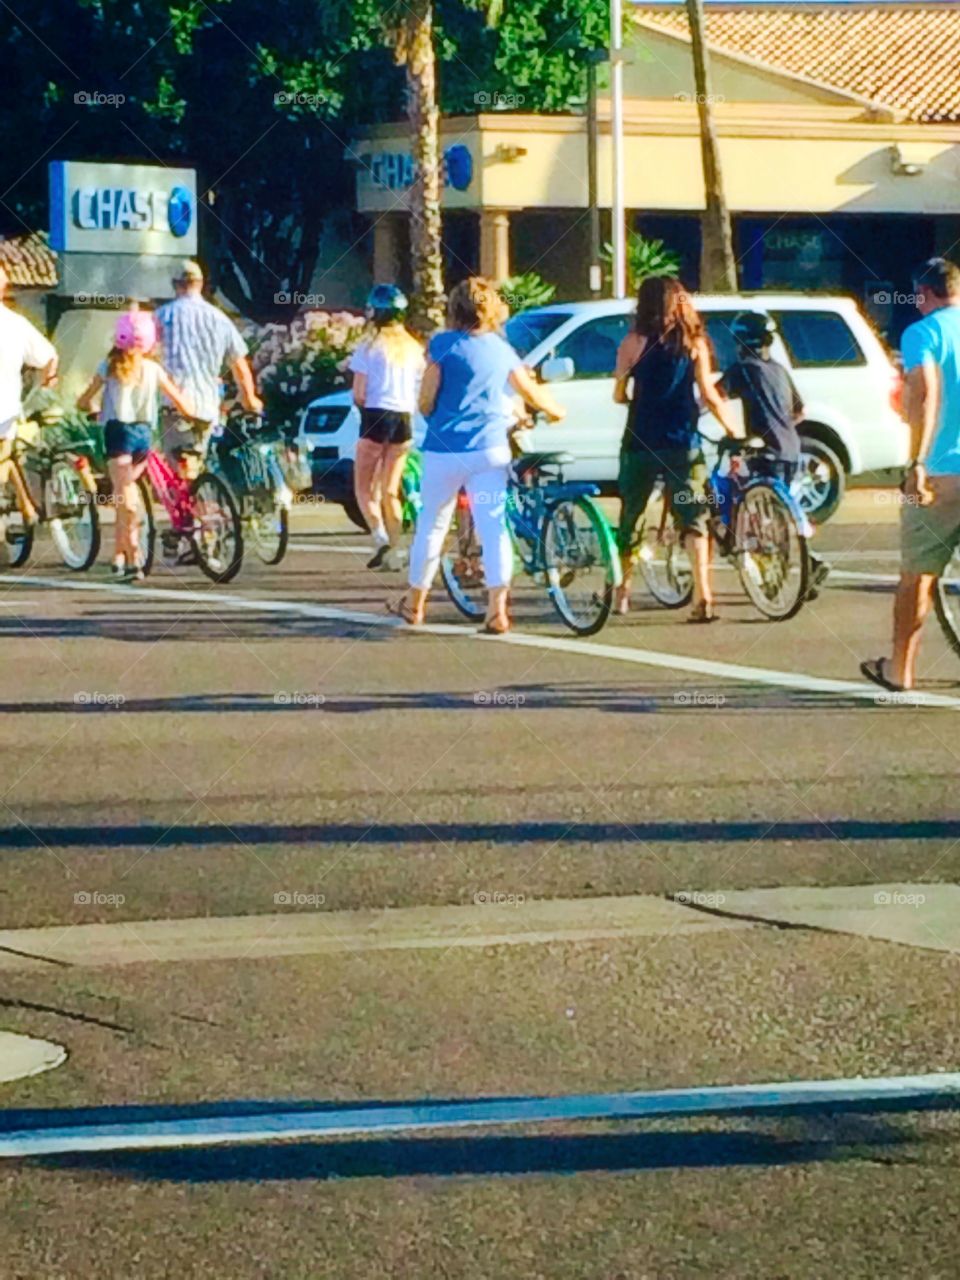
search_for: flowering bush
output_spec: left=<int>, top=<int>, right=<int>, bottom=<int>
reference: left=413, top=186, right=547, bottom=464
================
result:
left=242, top=310, right=367, bottom=432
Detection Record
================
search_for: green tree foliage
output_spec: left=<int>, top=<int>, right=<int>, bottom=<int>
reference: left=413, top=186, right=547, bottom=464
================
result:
left=2, top=0, right=608, bottom=317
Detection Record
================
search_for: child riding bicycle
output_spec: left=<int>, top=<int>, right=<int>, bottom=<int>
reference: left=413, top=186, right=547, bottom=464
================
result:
left=78, top=309, right=194, bottom=581
left=718, top=312, right=830, bottom=598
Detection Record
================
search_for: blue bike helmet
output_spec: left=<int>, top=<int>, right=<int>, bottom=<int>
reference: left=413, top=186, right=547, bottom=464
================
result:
left=366, top=283, right=409, bottom=325
left=730, top=311, right=777, bottom=352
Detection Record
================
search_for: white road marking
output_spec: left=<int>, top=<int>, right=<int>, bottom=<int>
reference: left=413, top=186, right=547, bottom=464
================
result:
left=1, top=1072, right=958, bottom=1157
left=289, top=542, right=368, bottom=555
left=11, top=574, right=960, bottom=710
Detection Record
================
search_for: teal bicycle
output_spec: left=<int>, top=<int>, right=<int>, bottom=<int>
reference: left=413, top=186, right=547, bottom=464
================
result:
left=440, top=437, right=621, bottom=636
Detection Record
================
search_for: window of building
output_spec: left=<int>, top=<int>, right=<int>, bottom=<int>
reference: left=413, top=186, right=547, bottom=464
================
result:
left=770, top=310, right=865, bottom=368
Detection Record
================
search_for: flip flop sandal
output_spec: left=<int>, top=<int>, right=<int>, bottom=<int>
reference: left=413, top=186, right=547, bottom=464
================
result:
left=859, top=657, right=903, bottom=692
left=482, top=616, right=511, bottom=635
left=385, top=596, right=422, bottom=627
left=687, top=602, right=719, bottom=624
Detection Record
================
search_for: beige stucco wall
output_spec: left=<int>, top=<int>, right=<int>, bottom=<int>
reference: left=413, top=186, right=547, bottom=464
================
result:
left=624, top=25, right=862, bottom=108
left=355, top=111, right=960, bottom=217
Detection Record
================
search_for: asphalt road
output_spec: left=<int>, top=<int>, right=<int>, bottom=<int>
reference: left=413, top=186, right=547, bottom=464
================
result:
left=1, top=493, right=959, bottom=1278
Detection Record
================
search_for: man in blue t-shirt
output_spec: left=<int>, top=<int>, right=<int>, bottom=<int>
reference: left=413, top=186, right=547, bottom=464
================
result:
left=861, top=257, right=960, bottom=691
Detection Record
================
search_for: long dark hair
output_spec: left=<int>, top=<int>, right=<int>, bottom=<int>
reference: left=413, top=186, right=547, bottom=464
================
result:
left=633, top=277, right=705, bottom=358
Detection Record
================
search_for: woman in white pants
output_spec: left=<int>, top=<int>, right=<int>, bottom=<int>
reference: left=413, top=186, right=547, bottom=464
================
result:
left=394, top=277, right=564, bottom=633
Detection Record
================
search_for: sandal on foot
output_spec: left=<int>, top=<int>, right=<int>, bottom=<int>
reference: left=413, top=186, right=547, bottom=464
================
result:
left=385, top=596, right=422, bottom=627
left=483, top=616, right=510, bottom=635
left=859, top=657, right=903, bottom=692
left=687, top=601, right=718, bottom=624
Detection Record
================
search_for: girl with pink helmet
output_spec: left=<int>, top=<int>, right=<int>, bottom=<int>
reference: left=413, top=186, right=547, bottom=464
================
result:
left=78, top=307, right=193, bottom=580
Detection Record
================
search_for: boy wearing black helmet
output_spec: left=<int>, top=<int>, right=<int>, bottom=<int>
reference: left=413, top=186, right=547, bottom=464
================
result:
left=719, top=312, right=830, bottom=596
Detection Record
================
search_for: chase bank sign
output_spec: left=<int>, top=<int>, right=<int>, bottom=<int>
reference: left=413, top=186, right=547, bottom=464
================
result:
left=50, top=161, right=198, bottom=255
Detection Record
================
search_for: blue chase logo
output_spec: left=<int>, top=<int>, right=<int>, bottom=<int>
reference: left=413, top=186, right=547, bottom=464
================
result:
left=168, top=186, right=193, bottom=238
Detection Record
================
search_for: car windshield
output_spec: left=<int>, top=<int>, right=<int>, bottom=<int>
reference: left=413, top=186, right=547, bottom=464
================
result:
left=504, top=311, right=569, bottom=359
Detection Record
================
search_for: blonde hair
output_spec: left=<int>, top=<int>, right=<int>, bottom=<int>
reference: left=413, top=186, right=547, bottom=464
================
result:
left=106, top=346, right=142, bottom=385
left=447, top=277, right=508, bottom=333
left=365, top=318, right=423, bottom=364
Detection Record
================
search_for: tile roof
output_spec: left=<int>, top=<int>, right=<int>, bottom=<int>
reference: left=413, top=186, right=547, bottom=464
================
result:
left=0, top=232, right=57, bottom=288
left=635, top=4, right=960, bottom=122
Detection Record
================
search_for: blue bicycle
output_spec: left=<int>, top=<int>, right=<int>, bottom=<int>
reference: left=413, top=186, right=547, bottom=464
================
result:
left=440, top=441, right=621, bottom=636
left=640, top=435, right=810, bottom=620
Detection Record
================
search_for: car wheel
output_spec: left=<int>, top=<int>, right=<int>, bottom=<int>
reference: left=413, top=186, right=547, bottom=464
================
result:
left=796, top=437, right=846, bottom=525
left=342, top=495, right=369, bottom=532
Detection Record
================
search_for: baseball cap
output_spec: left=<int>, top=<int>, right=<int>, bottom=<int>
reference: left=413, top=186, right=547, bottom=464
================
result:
left=173, top=259, right=204, bottom=284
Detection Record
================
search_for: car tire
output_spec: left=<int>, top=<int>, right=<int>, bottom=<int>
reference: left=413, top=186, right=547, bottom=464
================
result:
left=796, top=436, right=846, bottom=526
left=342, top=495, right=369, bottom=532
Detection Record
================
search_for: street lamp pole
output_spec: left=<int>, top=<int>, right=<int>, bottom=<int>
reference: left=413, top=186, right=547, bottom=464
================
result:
left=610, top=0, right=627, bottom=299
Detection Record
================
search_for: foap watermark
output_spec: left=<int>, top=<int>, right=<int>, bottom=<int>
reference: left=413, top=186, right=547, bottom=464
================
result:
left=473, top=890, right=526, bottom=907
left=474, top=90, right=525, bottom=109
left=274, top=91, right=327, bottom=109
left=74, top=890, right=125, bottom=907
left=873, top=690, right=922, bottom=707
left=73, top=291, right=127, bottom=306
left=674, top=91, right=725, bottom=106
left=874, top=890, right=925, bottom=907
left=870, top=290, right=922, bottom=307
left=274, top=291, right=326, bottom=307
left=675, top=890, right=727, bottom=909
left=274, top=692, right=326, bottom=707
left=872, top=490, right=925, bottom=508
left=473, top=690, right=526, bottom=708
left=75, top=90, right=125, bottom=108
left=292, top=493, right=327, bottom=506
left=274, top=890, right=327, bottom=908
left=74, top=691, right=126, bottom=708
left=673, top=691, right=726, bottom=708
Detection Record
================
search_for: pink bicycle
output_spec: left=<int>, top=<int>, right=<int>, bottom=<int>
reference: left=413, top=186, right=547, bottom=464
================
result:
left=134, top=446, right=243, bottom=582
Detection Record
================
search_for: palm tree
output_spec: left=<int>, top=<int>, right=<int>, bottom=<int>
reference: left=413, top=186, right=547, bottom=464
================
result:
left=685, top=0, right=737, bottom=292
left=386, top=0, right=503, bottom=334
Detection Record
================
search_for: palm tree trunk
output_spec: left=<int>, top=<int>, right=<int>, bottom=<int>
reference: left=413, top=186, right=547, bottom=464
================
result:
left=686, top=0, right=737, bottom=292
left=404, top=0, right=446, bottom=334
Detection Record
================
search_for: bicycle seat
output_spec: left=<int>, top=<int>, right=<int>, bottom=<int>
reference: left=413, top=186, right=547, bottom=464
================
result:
left=514, top=451, right=575, bottom=479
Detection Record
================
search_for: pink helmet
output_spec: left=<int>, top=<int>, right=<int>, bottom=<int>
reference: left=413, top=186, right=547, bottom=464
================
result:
left=115, top=309, right=157, bottom=353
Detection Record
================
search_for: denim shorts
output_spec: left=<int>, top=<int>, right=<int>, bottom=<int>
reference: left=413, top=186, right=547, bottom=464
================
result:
left=104, top=420, right=152, bottom=464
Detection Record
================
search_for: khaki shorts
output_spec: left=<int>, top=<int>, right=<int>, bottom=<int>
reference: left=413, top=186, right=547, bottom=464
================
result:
left=159, top=408, right=215, bottom=462
left=618, top=447, right=710, bottom=552
left=901, top=474, right=960, bottom=575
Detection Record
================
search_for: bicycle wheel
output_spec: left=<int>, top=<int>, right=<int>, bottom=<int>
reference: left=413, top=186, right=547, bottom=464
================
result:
left=249, top=499, right=289, bottom=565
left=542, top=497, right=615, bottom=636
left=0, top=472, right=33, bottom=569
left=735, top=481, right=809, bottom=620
left=189, top=472, right=243, bottom=583
left=47, top=458, right=100, bottom=571
left=134, top=476, right=156, bottom=575
left=935, top=545, right=960, bottom=661
left=440, top=494, right=486, bottom=620
left=636, top=480, right=694, bottom=609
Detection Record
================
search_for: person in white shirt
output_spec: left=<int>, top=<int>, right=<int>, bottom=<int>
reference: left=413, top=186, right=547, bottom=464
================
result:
left=0, top=266, right=58, bottom=534
left=0, top=265, right=58, bottom=440
left=348, top=284, right=425, bottom=570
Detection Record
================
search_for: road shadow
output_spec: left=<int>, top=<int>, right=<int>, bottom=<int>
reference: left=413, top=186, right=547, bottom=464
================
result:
left=3, top=817, right=959, bottom=850
left=0, top=610, right=395, bottom=645
left=0, top=680, right=928, bottom=716
left=16, top=1111, right=948, bottom=1185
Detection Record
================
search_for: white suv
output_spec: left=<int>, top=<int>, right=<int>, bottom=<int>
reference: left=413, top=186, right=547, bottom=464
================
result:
left=297, top=292, right=907, bottom=525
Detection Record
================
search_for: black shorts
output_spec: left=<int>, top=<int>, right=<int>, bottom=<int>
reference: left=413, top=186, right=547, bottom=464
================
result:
left=359, top=408, right=412, bottom=446
left=104, top=420, right=152, bottom=464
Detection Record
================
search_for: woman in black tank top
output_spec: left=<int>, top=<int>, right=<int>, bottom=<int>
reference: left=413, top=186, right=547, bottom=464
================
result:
left=613, top=278, right=738, bottom=622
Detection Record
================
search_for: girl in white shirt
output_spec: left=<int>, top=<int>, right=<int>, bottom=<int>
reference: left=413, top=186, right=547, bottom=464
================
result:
left=348, top=285, right=424, bottom=569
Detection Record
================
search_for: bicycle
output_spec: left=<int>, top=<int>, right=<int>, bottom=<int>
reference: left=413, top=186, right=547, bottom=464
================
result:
left=134, top=441, right=243, bottom=583
left=638, top=437, right=810, bottom=620
left=209, top=410, right=294, bottom=566
left=440, top=434, right=621, bottom=636
left=0, top=419, right=101, bottom=571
